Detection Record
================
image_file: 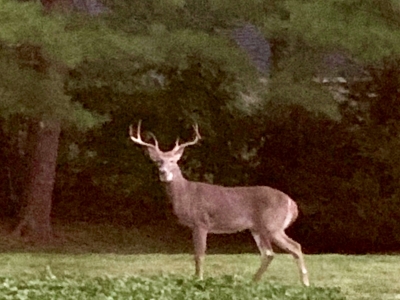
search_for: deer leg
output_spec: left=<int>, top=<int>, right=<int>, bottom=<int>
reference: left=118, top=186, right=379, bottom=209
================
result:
left=251, top=231, right=274, bottom=282
left=192, top=227, right=207, bottom=280
left=271, top=232, right=309, bottom=286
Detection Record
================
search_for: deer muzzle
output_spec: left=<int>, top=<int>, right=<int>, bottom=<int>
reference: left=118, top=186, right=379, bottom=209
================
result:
left=159, top=168, right=174, bottom=182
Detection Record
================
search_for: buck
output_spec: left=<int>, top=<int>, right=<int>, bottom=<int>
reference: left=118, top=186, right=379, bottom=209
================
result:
left=129, top=121, right=309, bottom=286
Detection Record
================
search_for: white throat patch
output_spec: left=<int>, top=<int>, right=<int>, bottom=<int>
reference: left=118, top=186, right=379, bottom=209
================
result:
left=160, top=172, right=174, bottom=182
left=166, top=172, right=173, bottom=182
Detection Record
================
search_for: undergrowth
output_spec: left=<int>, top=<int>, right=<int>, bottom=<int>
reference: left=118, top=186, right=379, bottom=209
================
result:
left=0, top=270, right=344, bottom=300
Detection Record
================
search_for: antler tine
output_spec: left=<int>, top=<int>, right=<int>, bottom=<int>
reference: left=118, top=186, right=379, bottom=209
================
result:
left=129, top=120, right=160, bottom=150
left=173, top=123, right=201, bottom=150
left=148, top=132, right=159, bottom=149
left=175, top=137, right=180, bottom=148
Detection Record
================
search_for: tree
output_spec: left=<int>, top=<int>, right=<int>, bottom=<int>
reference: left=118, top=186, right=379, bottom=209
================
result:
left=0, top=0, right=107, bottom=242
left=13, top=119, right=61, bottom=241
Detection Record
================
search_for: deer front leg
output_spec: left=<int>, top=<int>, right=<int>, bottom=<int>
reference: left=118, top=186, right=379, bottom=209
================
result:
left=192, top=226, right=207, bottom=280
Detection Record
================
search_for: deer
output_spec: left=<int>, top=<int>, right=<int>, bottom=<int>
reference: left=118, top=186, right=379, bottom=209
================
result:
left=129, top=120, right=309, bottom=286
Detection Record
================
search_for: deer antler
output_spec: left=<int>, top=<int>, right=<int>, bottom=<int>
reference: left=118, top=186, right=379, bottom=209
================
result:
left=129, top=120, right=160, bottom=150
left=173, top=123, right=201, bottom=151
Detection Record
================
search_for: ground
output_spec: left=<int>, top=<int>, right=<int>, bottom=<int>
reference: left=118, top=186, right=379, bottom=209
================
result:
left=0, top=219, right=399, bottom=300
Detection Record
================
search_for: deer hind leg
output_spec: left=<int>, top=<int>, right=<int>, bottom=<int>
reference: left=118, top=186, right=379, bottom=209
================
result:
left=192, top=227, right=208, bottom=280
left=251, top=231, right=274, bottom=282
left=271, top=231, right=309, bottom=286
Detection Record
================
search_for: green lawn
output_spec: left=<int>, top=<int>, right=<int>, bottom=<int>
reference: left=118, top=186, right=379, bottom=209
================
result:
left=0, top=252, right=398, bottom=299
left=0, top=222, right=398, bottom=299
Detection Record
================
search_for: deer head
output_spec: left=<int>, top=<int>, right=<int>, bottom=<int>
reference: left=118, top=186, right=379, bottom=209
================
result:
left=129, top=120, right=201, bottom=182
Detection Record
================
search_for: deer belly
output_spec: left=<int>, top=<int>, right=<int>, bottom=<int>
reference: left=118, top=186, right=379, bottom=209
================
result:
left=208, top=217, right=253, bottom=234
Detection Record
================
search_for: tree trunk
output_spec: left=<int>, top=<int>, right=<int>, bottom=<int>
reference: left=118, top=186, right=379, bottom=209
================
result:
left=13, top=119, right=61, bottom=243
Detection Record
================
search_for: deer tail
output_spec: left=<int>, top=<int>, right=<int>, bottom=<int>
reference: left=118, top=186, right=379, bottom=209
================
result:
left=283, top=197, right=299, bottom=229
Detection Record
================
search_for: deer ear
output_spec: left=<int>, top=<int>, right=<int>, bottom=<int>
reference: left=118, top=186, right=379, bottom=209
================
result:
left=146, top=147, right=160, bottom=161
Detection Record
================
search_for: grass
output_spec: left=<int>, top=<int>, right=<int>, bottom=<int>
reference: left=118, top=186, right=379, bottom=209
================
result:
left=0, top=221, right=399, bottom=299
left=0, top=253, right=399, bottom=299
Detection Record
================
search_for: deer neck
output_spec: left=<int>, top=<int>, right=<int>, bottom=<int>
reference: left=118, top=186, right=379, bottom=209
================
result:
left=163, top=174, right=196, bottom=227
left=163, top=168, right=192, bottom=203
left=164, top=172, right=188, bottom=199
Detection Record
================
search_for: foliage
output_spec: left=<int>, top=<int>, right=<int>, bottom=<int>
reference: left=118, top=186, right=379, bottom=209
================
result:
left=0, top=0, right=77, bottom=65
left=0, top=0, right=117, bottom=128
left=286, top=0, right=400, bottom=61
left=0, top=53, right=103, bottom=129
left=106, top=0, right=283, bottom=33
left=0, top=273, right=344, bottom=300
